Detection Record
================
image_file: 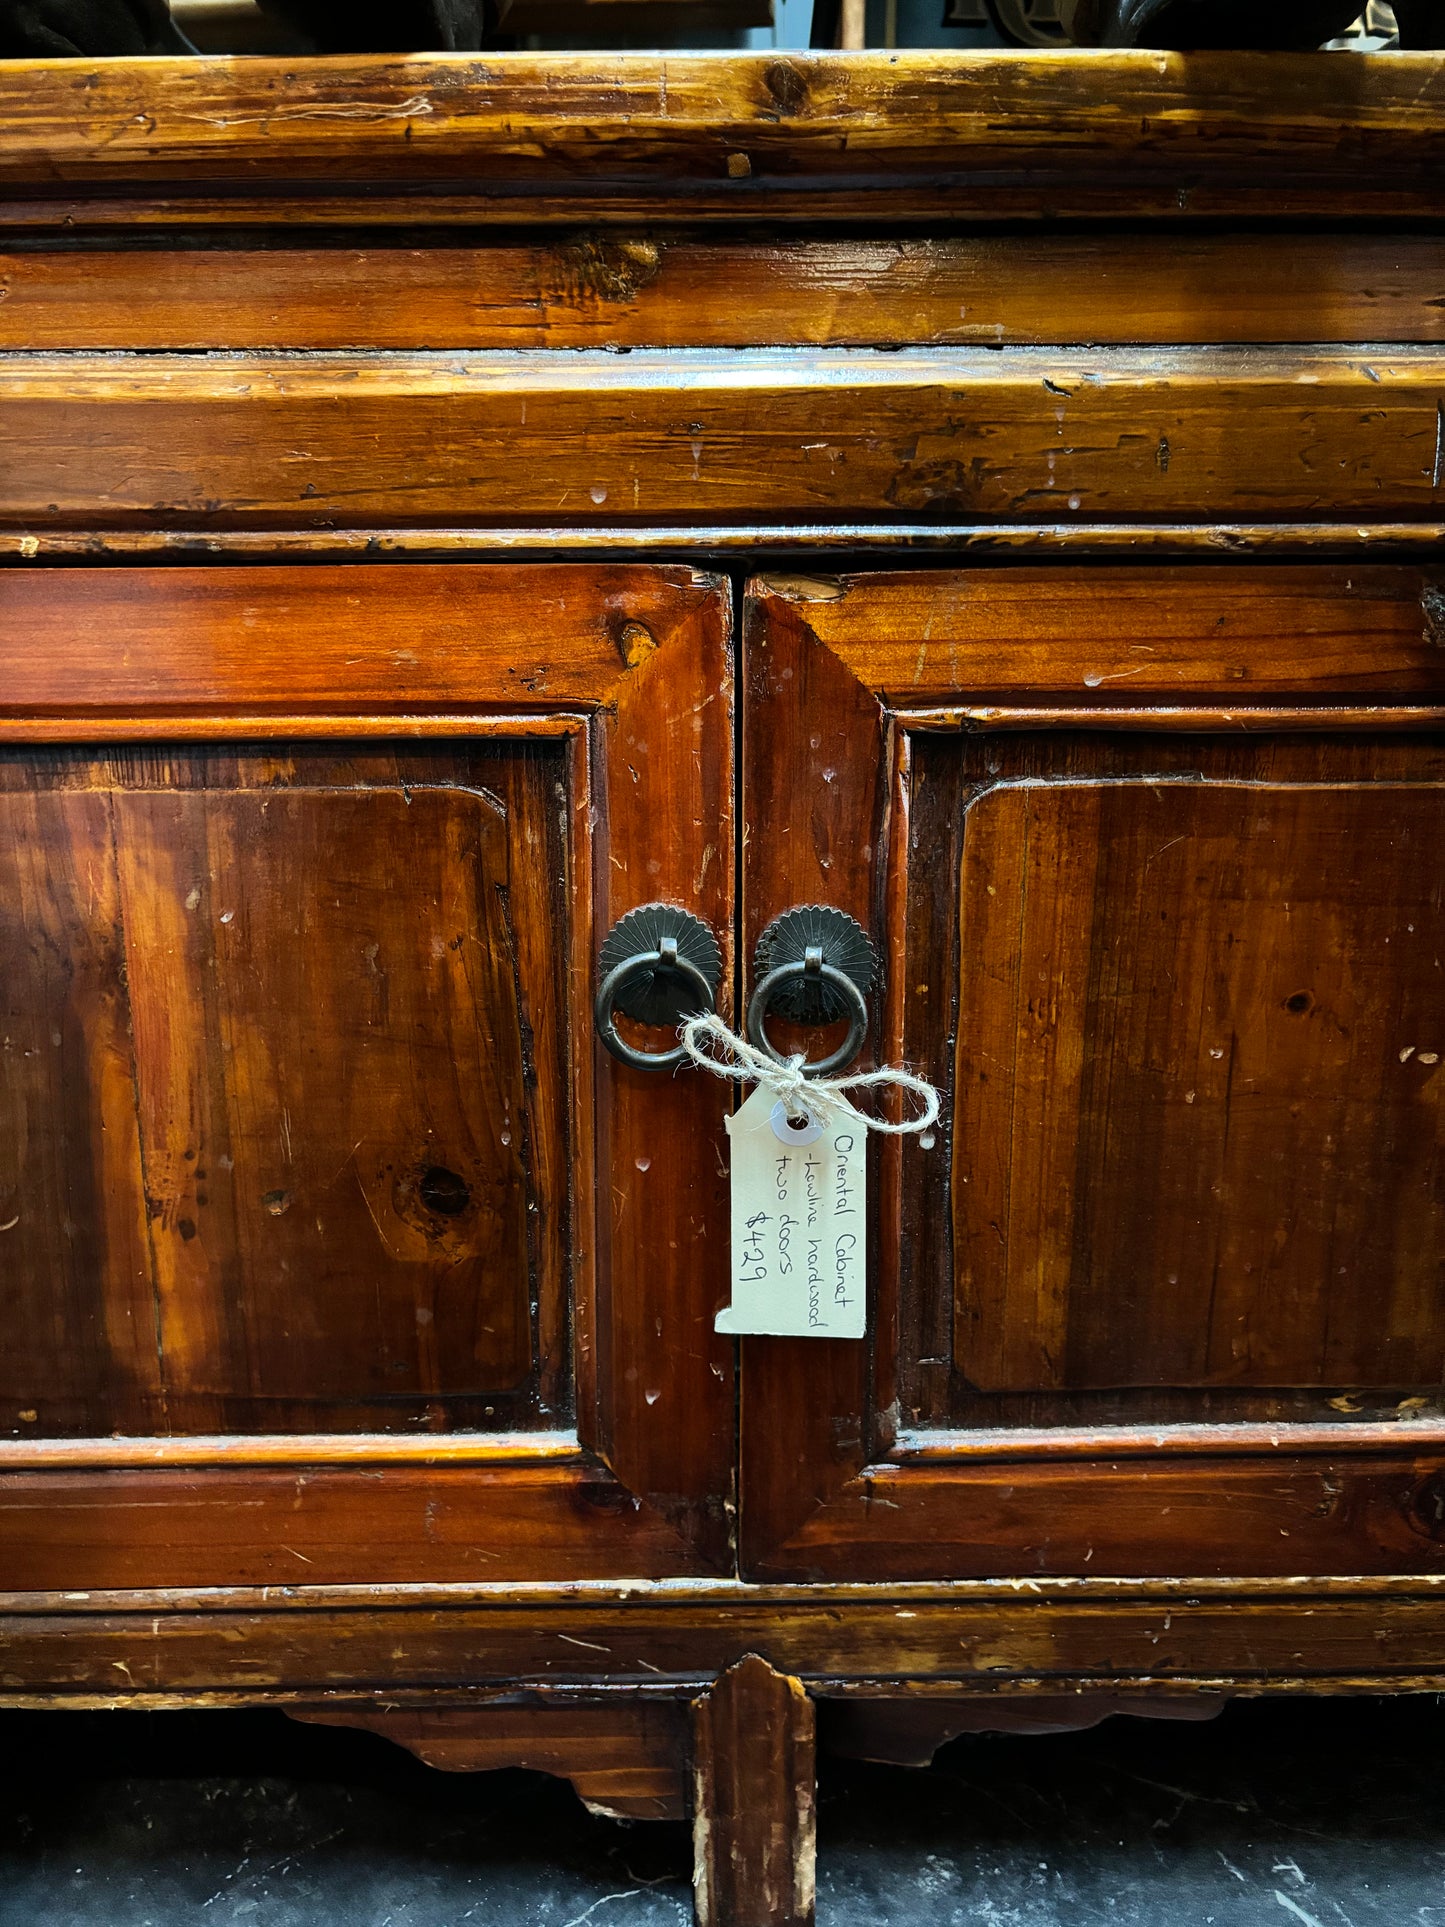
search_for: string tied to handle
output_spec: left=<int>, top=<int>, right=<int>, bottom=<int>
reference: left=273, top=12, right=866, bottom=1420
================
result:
left=680, top=1011, right=941, bottom=1142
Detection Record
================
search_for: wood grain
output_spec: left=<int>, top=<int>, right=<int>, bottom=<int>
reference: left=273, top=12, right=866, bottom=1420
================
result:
left=0, top=1461, right=702, bottom=1590
left=0, top=748, right=564, bottom=1439
left=744, top=573, right=1445, bottom=1582
left=0, top=54, right=1442, bottom=221
left=115, top=781, right=529, bottom=1423
left=890, top=727, right=1445, bottom=1434
left=0, top=561, right=736, bottom=1574
left=738, top=587, right=881, bottom=1572
left=763, top=1452, right=1445, bottom=1581
left=8, top=46, right=1445, bottom=1734
left=0, top=565, right=717, bottom=717
left=0, top=790, right=159, bottom=1438
left=893, top=1421, right=1445, bottom=1461
left=755, top=567, right=1445, bottom=701
left=590, top=577, right=737, bottom=1570
left=7, top=350, right=1445, bottom=529
left=6, top=232, right=1445, bottom=350
left=692, top=1656, right=816, bottom=1927
left=0, top=1430, right=580, bottom=1466
left=292, top=1702, right=689, bottom=1819
left=8, top=1576, right=1445, bottom=1697
left=954, top=770, right=1445, bottom=1398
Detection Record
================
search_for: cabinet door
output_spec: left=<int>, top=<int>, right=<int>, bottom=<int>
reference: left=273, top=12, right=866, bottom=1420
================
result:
left=0, top=564, right=735, bottom=1587
left=741, top=567, right=1445, bottom=1580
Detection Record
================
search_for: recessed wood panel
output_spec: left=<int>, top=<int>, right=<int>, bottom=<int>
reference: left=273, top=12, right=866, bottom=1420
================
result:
left=889, top=731, right=1445, bottom=1433
left=953, top=773, right=1445, bottom=1399
left=0, top=745, right=570, bottom=1439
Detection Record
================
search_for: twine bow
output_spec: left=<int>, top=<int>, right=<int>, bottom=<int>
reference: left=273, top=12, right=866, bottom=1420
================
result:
left=680, top=1011, right=940, bottom=1140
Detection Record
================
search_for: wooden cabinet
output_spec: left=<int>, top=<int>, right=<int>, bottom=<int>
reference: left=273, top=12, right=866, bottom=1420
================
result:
left=2, top=47, right=1445, bottom=1927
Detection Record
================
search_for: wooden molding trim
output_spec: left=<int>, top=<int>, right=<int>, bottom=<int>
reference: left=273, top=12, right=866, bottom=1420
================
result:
left=899, top=705, right=1445, bottom=732
left=8, top=233, right=1445, bottom=352
left=0, top=713, right=587, bottom=742
left=5, top=1676, right=1444, bottom=1712
left=0, top=1430, right=582, bottom=1469
left=891, top=1422, right=1445, bottom=1462
left=7, top=1572, right=1445, bottom=1613
left=3, top=526, right=1444, bottom=562
left=8, top=348, right=1445, bottom=529
left=0, top=54, right=1443, bottom=221
left=8, top=1579, right=1445, bottom=1699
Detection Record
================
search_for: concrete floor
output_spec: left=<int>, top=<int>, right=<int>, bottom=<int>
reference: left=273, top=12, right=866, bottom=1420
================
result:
left=1, top=1696, right=1442, bottom=1924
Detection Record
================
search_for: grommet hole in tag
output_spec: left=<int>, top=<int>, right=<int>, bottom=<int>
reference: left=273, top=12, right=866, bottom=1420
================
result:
left=770, top=1100, right=822, bottom=1146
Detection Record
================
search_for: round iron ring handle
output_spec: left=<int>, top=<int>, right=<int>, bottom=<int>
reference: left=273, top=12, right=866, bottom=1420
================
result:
left=747, top=959, right=870, bottom=1081
left=594, top=946, right=716, bottom=1072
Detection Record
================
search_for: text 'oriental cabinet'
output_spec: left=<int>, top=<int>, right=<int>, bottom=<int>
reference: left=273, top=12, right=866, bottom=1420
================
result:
left=0, top=47, right=1443, bottom=1925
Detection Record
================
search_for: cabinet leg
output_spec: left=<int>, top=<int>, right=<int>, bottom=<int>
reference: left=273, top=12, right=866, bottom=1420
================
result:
left=691, top=1655, right=816, bottom=1927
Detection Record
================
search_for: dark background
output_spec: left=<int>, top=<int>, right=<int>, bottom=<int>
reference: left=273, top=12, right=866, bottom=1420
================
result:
left=1, top=1696, right=1441, bottom=1924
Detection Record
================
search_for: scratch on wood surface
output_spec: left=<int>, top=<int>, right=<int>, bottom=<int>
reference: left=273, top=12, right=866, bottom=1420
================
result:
left=192, top=97, right=438, bottom=129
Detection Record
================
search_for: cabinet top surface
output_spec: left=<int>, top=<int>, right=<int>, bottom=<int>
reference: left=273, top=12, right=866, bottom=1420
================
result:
left=0, top=50, right=1442, bottom=222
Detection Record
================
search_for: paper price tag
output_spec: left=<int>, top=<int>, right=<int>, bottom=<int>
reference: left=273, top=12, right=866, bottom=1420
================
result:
left=714, top=1084, right=867, bottom=1339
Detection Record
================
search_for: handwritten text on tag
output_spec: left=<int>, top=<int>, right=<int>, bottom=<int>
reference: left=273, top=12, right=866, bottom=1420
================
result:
left=714, top=1084, right=867, bottom=1339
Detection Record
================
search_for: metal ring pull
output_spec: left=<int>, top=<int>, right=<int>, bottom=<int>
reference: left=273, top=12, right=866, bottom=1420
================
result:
left=594, top=905, right=722, bottom=1072
left=747, top=958, right=870, bottom=1080
left=746, top=906, right=877, bottom=1081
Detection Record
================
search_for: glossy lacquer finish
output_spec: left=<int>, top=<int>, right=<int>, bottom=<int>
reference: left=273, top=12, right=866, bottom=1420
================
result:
left=6, top=52, right=1445, bottom=1927
left=949, top=761, right=1443, bottom=1409
left=740, top=568, right=1445, bottom=1583
left=0, top=564, right=736, bottom=1587
left=2, top=752, right=548, bottom=1438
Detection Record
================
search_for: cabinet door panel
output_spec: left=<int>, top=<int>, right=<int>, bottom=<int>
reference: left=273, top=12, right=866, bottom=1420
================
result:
left=0, top=565, right=735, bottom=1587
left=741, top=567, right=1445, bottom=1580
left=3, top=763, right=541, bottom=1437
left=955, top=771, right=1444, bottom=1402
